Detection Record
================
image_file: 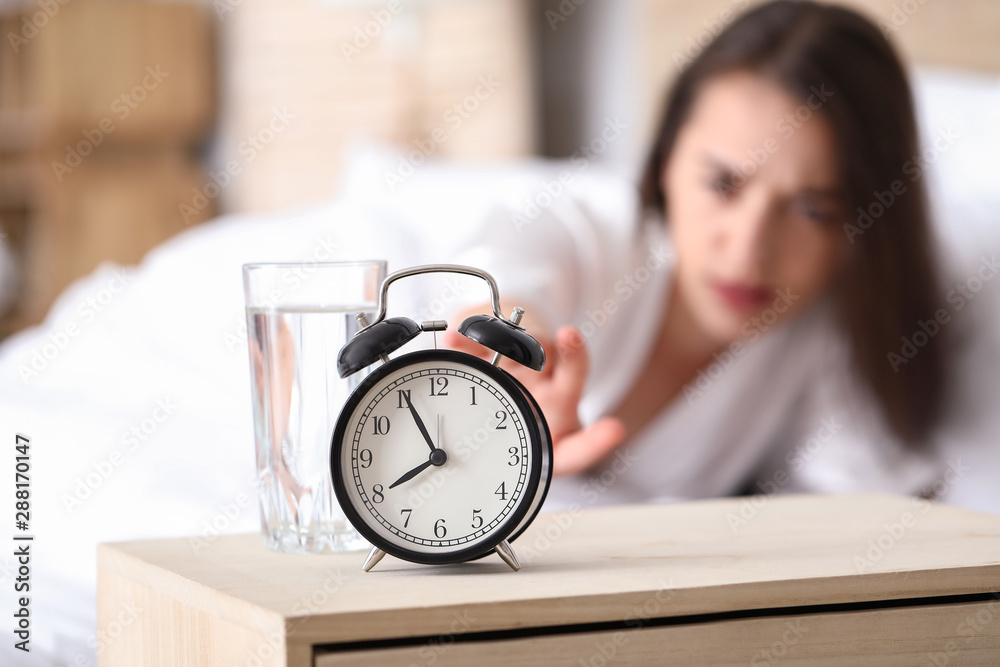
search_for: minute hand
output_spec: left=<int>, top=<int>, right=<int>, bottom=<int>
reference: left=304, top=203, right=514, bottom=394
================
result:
left=403, top=392, right=436, bottom=453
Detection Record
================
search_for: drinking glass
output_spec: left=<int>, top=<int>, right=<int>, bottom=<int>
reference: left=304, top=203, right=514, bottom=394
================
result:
left=242, top=260, right=386, bottom=553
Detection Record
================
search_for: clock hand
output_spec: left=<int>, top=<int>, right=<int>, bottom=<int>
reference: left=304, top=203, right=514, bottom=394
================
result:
left=387, top=419, right=449, bottom=490
left=389, top=459, right=434, bottom=489
left=403, top=392, right=437, bottom=453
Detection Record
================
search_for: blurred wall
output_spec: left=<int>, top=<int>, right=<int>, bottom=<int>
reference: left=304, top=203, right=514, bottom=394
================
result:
left=534, top=0, right=1000, bottom=181
left=211, top=0, right=537, bottom=214
left=0, top=0, right=215, bottom=332
left=210, top=0, right=999, bottom=215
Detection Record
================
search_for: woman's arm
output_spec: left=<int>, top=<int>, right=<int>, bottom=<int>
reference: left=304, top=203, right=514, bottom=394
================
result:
left=438, top=168, right=640, bottom=475
left=444, top=313, right=626, bottom=476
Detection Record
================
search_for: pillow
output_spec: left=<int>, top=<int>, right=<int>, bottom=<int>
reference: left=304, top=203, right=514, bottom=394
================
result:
left=909, top=66, right=1000, bottom=266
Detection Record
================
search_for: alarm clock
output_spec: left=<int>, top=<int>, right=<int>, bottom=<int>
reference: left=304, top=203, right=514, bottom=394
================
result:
left=330, top=264, right=552, bottom=572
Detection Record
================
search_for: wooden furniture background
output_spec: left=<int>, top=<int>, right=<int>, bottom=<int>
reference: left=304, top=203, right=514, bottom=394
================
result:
left=215, top=0, right=536, bottom=215
left=97, top=493, right=1000, bottom=665
left=0, top=0, right=214, bottom=333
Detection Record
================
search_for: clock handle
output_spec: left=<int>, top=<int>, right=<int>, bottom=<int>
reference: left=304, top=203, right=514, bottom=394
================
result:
left=341, top=263, right=545, bottom=374
left=358, top=264, right=519, bottom=336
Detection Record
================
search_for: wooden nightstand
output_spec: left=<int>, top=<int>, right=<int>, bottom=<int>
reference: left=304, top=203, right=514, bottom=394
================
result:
left=97, top=493, right=1000, bottom=665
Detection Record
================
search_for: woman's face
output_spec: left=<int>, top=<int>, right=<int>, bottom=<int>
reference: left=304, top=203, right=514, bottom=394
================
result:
left=663, top=71, right=847, bottom=344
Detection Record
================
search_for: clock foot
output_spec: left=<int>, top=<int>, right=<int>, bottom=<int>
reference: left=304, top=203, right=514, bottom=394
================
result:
left=495, top=539, right=521, bottom=572
left=362, top=546, right=387, bottom=572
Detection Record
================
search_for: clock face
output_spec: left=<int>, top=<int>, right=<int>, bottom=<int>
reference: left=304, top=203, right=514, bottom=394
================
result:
left=331, top=349, right=549, bottom=564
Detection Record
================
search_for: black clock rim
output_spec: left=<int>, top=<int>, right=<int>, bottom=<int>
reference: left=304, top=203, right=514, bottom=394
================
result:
left=330, top=348, right=550, bottom=566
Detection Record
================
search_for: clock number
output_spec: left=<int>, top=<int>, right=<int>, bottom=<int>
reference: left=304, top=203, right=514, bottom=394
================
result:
left=470, top=386, right=477, bottom=405
left=372, top=484, right=384, bottom=503
left=396, top=389, right=411, bottom=409
left=372, top=416, right=390, bottom=435
left=434, top=518, right=447, bottom=538
left=507, top=447, right=519, bottom=466
left=429, top=376, right=449, bottom=396
left=400, top=508, right=412, bottom=528
left=471, top=509, right=483, bottom=529
left=495, top=410, right=508, bottom=429
left=359, top=449, right=373, bottom=468
left=495, top=482, right=507, bottom=501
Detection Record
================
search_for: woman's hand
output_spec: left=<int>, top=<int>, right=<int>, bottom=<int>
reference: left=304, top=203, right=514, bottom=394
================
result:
left=444, top=306, right=626, bottom=476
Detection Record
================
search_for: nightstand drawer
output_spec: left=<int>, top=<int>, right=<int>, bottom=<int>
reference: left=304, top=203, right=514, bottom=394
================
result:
left=314, top=598, right=1000, bottom=666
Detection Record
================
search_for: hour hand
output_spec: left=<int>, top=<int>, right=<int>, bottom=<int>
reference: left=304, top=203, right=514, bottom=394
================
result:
left=389, top=422, right=448, bottom=489
left=389, top=459, right=433, bottom=489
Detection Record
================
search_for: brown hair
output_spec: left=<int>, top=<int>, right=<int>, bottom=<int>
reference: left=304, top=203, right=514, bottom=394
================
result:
left=639, top=0, right=948, bottom=446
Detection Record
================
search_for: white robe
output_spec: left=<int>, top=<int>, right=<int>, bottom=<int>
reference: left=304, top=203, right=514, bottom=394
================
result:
left=436, top=160, right=1000, bottom=514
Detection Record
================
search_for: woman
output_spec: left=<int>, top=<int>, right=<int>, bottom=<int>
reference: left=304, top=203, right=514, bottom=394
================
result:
left=446, top=0, right=956, bottom=508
